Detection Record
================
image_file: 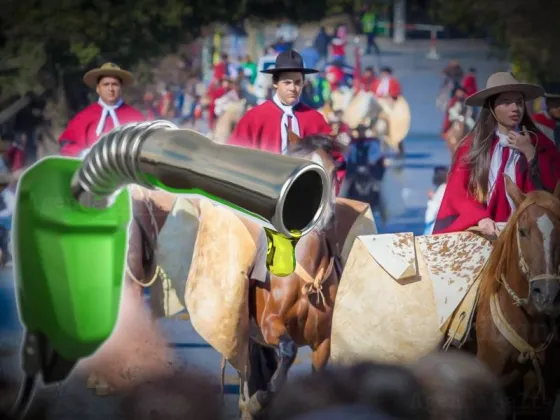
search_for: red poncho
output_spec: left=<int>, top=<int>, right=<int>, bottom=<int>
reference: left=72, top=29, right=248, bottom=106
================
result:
left=433, top=131, right=560, bottom=234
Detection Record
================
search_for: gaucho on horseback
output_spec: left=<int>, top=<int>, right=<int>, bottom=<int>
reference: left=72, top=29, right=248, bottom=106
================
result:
left=433, top=72, right=560, bottom=236
left=228, top=49, right=332, bottom=154
left=58, top=63, right=145, bottom=157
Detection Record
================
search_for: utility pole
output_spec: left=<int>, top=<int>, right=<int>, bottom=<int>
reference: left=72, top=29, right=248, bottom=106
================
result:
left=393, top=0, right=406, bottom=44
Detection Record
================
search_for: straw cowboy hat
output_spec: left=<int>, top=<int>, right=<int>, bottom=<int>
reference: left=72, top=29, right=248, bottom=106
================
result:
left=83, top=62, right=134, bottom=89
left=261, top=50, right=318, bottom=74
left=466, top=72, right=544, bottom=107
left=543, top=82, right=560, bottom=99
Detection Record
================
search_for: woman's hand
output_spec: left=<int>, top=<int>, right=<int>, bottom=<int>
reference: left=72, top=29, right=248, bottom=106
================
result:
left=508, top=125, right=535, bottom=160
left=477, top=218, right=496, bottom=236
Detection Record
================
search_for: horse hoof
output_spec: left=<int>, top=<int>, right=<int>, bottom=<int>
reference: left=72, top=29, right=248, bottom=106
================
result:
left=247, top=390, right=269, bottom=416
left=239, top=410, right=254, bottom=420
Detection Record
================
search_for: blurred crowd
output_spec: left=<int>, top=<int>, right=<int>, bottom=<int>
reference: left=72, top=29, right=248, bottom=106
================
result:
left=0, top=350, right=508, bottom=420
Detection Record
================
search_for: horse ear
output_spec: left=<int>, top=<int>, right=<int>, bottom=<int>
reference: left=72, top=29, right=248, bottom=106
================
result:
left=554, top=181, right=560, bottom=200
left=288, top=129, right=301, bottom=146
left=504, top=174, right=525, bottom=207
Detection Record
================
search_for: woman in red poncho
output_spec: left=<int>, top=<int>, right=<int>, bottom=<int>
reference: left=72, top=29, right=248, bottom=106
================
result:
left=433, top=72, right=560, bottom=236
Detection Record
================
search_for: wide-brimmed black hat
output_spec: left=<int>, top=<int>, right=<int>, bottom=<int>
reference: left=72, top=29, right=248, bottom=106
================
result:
left=261, top=50, right=318, bottom=74
left=543, top=82, right=560, bottom=99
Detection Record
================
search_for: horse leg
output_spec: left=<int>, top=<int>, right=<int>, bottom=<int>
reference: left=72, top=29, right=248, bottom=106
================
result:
left=248, top=322, right=297, bottom=415
left=311, top=338, right=330, bottom=373
left=238, top=373, right=253, bottom=420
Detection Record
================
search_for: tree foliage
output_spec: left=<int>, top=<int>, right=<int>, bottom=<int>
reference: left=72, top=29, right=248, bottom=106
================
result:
left=430, top=0, right=560, bottom=83
left=0, top=0, right=352, bottom=127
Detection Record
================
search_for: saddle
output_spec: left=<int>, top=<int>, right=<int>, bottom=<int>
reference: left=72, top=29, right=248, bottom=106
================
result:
left=442, top=224, right=505, bottom=349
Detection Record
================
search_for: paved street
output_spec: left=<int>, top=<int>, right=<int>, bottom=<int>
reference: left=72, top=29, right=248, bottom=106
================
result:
left=0, top=33, right=506, bottom=419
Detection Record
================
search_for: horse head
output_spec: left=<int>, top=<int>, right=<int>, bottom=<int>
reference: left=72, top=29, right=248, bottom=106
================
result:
left=503, top=175, right=560, bottom=316
left=286, top=131, right=340, bottom=232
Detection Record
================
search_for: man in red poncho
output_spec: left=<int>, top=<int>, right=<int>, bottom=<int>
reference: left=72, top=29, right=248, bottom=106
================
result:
left=532, top=83, right=560, bottom=149
left=229, top=50, right=331, bottom=154
left=371, top=66, right=401, bottom=99
left=229, top=50, right=347, bottom=193
left=461, top=68, right=478, bottom=97
left=357, top=67, right=377, bottom=93
left=58, top=63, right=145, bottom=157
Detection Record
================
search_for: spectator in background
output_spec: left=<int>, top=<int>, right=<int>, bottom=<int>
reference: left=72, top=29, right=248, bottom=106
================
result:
left=442, top=59, right=464, bottom=95
left=372, top=66, right=402, bottom=100
left=330, top=36, right=346, bottom=62
left=362, top=5, right=381, bottom=58
left=213, top=53, right=238, bottom=81
left=462, top=67, right=478, bottom=96
left=301, top=40, right=321, bottom=72
left=229, top=20, right=247, bottom=58
left=412, top=351, right=508, bottom=420
left=142, top=91, right=158, bottom=120
left=157, top=83, right=174, bottom=119
left=274, top=37, right=290, bottom=54
left=358, top=66, right=377, bottom=93
left=121, top=370, right=223, bottom=420
left=276, top=18, right=299, bottom=49
left=313, top=26, right=331, bottom=62
left=335, top=24, right=348, bottom=43
left=533, top=82, right=560, bottom=149
left=240, top=54, right=258, bottom=85
left=4, top=134, right=26, bottom=172
left=0, top=173, right=15, bottom=264
left=266, top=361, right=431, bottom=420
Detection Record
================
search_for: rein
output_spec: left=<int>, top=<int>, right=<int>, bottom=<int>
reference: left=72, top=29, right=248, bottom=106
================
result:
left=295, top=230, right=338, bottom=306
left=126, top=186, right=163, bottom=288
left=487, top=195, right=560, bottom=398
left=500, top=227, right=560, bottom=306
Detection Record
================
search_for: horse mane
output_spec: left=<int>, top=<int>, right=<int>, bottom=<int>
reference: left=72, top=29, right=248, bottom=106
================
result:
left=478, top=190, right=560, bottom=303
left=288, top=134, right=339, bottom=156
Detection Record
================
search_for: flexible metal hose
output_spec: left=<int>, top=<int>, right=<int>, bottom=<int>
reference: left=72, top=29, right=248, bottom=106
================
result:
left=70, top=120, right=177, bottom=208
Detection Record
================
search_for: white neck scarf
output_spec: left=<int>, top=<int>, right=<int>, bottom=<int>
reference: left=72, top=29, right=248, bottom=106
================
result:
left=488, top=129, right=520, bottom=210
left=376, top=77, right=390, bottom=96
left=96, top=98, right=124, bottom=136
left=273, top=93, right=300, bottom=154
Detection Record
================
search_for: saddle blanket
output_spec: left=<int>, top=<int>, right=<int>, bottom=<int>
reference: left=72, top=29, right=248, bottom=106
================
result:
left=330, top=231, right=493, bottom=365
left=360, top=231, right=492, bottom=327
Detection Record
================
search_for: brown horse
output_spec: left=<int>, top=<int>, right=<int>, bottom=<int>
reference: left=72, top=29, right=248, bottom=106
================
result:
left=475, top=176, right=560, bottom=417
left=238, top=133, right=343, bottom=417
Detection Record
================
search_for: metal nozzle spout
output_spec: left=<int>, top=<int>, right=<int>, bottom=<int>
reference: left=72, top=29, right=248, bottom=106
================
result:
left=71, top=121, right=331, bottom=238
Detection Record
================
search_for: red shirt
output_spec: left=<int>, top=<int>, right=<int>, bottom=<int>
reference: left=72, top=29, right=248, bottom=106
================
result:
left=372, top=78, right=402, bottom=99
left=358, top=76, right=377, bottom=93
left=58, top=102, right=145, bottom=157
left=533, top=111, right=556, bottom=142
left=462, top=74, right=478, bottom=96
left=229, top=100, right=331, bottom=153
left=331, top=38, right=345, bottom=56
left=325, top=66, right=345, bottom=90
left=213, top=61, right=227, bottom=81
left=433, top=132, right=560, bottom=234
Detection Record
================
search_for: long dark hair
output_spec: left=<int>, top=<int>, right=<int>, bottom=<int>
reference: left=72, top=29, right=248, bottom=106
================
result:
left=454, top=96, right=538, bottom=203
